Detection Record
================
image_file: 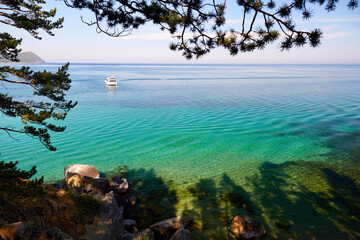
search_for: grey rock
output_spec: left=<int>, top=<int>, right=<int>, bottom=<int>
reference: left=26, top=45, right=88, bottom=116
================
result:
left=85, top=192, right=124, bottom=240
left=228, top=216, right=266, bottom=240
left=169, top=228, right=190, bottom=240
left=110, top=176, right=129, bottom=194
left=149, top=217, right=189, bottom=239
left=127, top=196, right=137, bottom=206
left=0, top=222, right=33, bottom=240
left=46, top=227, right=74, bottom=240
left=120, top=231, right=134, bottom=240
left=47, top=199, right=58, bottom=213
left=133, top=228, right=154, bottom=240
left=124, top=219, right=137, bottom=234
left=64, top=164, right=100, bottom=180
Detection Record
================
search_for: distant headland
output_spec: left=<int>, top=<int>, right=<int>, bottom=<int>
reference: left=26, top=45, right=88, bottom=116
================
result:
left=0, top=51, right=45, bottom=64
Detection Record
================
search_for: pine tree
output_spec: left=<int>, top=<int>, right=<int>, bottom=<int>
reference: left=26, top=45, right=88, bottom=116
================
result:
left=64, top=0, right=359, bottom=59
left=0, top=0, right=77, bottom=151
left=0, top=161, right=44, bottom=202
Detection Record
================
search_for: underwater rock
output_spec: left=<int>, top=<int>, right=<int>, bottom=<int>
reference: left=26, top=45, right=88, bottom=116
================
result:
left=0, top=222, right=33, bottom=240
left=126, top=195, right=137, bottom=206
left=150, top=217, right=189, bottom=239
left=228, top=216, right=266, bottom=240
left=110, top=176, right=129, bottom=194
left=219, top=193, right=254, bottom=213
left=274, top=220, right=291, bottom=230
left=64, top=164, right=100, bottom=180
left=133, top=228, right=154, bottom=240
left=169, top=228, right=190, bottom=240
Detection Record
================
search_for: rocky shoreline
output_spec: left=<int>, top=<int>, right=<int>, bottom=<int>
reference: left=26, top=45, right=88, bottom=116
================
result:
left=0, top=164, right=266, bottom=240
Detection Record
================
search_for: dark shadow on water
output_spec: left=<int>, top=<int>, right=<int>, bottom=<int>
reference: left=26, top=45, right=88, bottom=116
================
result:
left=247, top=160, right=360, bottom=239
left=105, top=157, right=360, bottom=240
left=106, top=166, right=178, bottom=228
left=321, top=168, right=360, bottom=222
left=181, top=174, right=255, bottom=240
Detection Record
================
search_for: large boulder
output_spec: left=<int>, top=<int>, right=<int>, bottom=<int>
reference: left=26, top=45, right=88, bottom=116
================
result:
left=149, top=217, right=189, bottom=239
left=0, top=222, right=33, bottom=240
left=110, top=176, right=129, bottom=194
left=228, top=216, right=266, bottom=240
left=124, top=219, right=137, bottom=234
left=66, top=175, right=110, bottom=195
left=169, top=228, right=190, bottom=240
left=85, top=192, right=124, bottom=240
left=64, top=164, right=100, bottom=180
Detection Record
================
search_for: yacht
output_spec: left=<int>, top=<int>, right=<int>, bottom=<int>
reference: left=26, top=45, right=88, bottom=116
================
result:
left=105, top=76, right=117, bottom=86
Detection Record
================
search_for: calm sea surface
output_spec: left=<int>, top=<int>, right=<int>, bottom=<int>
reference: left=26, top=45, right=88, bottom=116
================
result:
left=1, top=64, right=360, bottom=239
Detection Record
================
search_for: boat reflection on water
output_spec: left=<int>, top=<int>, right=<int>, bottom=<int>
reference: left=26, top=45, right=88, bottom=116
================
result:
left=106, top=85, right=117, bottom=97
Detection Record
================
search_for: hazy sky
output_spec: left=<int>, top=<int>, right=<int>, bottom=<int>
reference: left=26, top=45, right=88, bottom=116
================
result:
left=5, top=1, right=360, bottom=64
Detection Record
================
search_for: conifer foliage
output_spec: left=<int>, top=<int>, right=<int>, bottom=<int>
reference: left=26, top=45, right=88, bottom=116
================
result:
left=0, top=0, right=77, bottom=151
left=0, top=161, right=44, bottom=201
left=65, top=0, right=359, bottom=59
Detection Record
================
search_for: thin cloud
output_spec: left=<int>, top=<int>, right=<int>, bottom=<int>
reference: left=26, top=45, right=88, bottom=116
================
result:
left=324, top=31, right=357, bottom=39
left=317, top=17, right=360, bottom=23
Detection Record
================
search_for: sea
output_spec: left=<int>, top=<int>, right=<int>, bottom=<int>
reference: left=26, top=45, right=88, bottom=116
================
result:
left=1, top=63, right=360, bottom=239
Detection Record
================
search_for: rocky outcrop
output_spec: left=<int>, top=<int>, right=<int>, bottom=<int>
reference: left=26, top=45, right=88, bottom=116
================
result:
left=110, top=176, right=129, bottom=194
left=44, top=227, right=74, bottom=240
left=228, top=216, right=266, bottom=240
left=169, top=228, right=190, bottom=240
left=66, top=174, right=110, bottom=195
left=85, top=192, right=124, bottom=240
left=0, top=222, right=32, bottom=240
left=64, top=164, right=100, bottom=180
left=1, top=164, right=193, bottom=240
left=150, top=217, right=189, bottom=239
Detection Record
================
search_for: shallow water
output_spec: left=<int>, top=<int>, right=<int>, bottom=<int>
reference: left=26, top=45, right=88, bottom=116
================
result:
left=1, top=64, right=360, bottom=239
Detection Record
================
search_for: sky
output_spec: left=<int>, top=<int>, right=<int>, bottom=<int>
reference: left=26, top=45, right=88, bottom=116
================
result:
left=4, top=1, right=360, bottom=64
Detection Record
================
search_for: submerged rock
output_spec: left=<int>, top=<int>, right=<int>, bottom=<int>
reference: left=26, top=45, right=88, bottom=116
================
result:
left=150, top=217, right=189, bottom=239
left=64, top=164, right=100, bottom=180
left=219, top=193, right=254, bottom=213
left=274, top=219, right=291, bottom=230
left=228, top=216, right=266, bottom=240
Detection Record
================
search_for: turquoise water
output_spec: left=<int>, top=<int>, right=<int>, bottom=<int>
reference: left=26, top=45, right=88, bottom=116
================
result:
left=1, top=64, right=360, bottom=239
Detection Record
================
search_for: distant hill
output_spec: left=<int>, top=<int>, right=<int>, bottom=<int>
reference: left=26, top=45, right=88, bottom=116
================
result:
left=0, top=51, right=45, bottom=63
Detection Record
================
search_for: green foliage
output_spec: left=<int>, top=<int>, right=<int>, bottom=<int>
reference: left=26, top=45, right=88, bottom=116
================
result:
left=68, top=191, right=101, bottom=216
left=1, top=0, right=77, bottom=151
left=0, top=161, right=44, bottom=202
left=65, top=0, right=358, bottom=59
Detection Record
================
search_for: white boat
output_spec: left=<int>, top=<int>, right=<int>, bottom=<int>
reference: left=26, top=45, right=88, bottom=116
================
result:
left=105, top=76, right=117, bottom=86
